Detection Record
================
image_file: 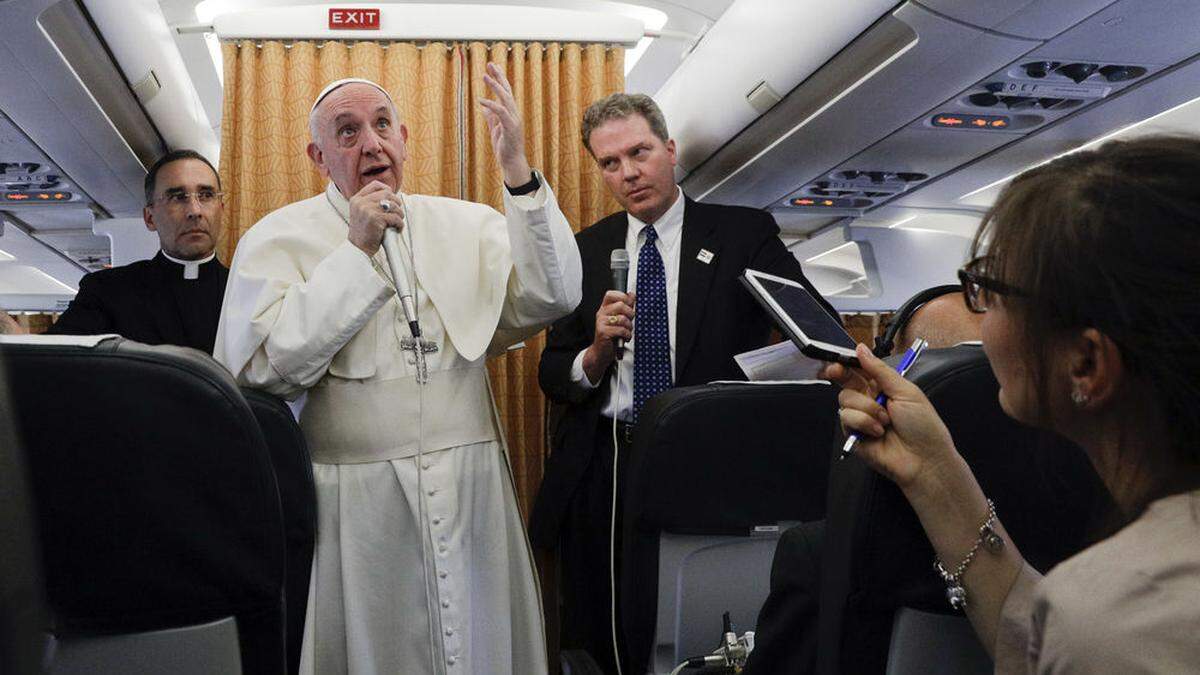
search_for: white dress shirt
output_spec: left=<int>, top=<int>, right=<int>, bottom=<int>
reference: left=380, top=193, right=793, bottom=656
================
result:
left=569, top=187, right=684, bottom=421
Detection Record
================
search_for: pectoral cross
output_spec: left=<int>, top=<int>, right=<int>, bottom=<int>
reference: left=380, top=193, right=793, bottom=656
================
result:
left=401, top=337, right=438, bottom=384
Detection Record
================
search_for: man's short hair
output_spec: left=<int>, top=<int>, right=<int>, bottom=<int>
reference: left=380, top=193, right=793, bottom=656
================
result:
left=580, top=93, right=670, bottom=155
left=144, top=149, right=220, bottom=206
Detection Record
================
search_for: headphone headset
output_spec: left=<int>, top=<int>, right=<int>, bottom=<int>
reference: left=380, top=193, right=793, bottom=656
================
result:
left=872, top=284, right=963, bottom=358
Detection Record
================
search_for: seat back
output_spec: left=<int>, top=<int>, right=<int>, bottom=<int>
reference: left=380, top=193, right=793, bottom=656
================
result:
left=654, top=532, right=780, bottom=672
left=817, top=345, right=1112, bottom=675
left=1, top=336, right=287, bottom=674
left=622, top=381, right=839, bottom=674
left=240, top=388, right=316, bottom=675
left=48, top=617, right=243, bottom=675
left=0, top=347, right=49, bottom=675
left=884, top=608, right=990, bottom=675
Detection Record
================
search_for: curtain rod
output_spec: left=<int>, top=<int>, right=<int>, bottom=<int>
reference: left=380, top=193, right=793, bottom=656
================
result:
left=210, top=40, right=627, bottom=51
left=175, top=23, right=696, bottom=42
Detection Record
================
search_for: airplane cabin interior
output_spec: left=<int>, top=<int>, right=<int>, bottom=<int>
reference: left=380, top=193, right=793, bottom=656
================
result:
left=2, top=1, right=1199, bottom=674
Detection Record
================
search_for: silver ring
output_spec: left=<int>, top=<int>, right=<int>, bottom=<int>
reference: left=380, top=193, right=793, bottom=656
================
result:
left=379, top=199, right=392, bottom=213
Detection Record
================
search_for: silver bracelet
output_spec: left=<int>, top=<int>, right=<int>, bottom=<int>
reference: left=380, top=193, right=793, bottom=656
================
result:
left=933, top=498, right=1005, bottom=611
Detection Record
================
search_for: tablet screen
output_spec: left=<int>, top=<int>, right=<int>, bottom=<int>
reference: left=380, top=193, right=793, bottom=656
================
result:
left=756, top=277, right=855, bottom=349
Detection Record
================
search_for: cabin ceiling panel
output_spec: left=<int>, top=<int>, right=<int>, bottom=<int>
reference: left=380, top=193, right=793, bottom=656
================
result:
left=681, top=2, right=1039, bottom=210
left=1018, top=0, right=1200, bottom=65
left=657, top=0, right=900, bottom=176
left=0, top=0, right=150, bottom=220
left=893, top=0, right=1200, bottom=210
left=915, top=0, right=1115, bottom=40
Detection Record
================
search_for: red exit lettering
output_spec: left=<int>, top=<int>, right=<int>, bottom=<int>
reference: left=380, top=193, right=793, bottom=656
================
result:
left=329, top=8, right=381, bottom=30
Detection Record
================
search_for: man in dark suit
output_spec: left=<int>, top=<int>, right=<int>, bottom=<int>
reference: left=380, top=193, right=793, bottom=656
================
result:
left=47, top=149, right=228, bottom=353
left=530, top=93, right=837, bottom=672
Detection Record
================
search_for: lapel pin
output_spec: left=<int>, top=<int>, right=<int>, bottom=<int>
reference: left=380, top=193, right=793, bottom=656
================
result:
left=697, top=249, right=715, bottom=264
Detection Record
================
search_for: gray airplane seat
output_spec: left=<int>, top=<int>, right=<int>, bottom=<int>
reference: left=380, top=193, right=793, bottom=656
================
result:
left=0, top=335, right=287, bottom=674
left=240, top=388, right=315, bottom=675
left=621, top=381, right=839, bottom=675
left=816, top=344, right=1113, bottom=675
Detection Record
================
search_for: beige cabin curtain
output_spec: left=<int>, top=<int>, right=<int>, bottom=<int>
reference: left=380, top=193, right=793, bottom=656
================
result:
left=465, top=42, right=623, bottom=519
left=217, top=39, right=622, bottom=520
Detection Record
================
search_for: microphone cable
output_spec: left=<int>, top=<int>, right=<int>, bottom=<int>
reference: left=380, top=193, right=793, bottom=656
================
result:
left=395, top=195, right=441, bottom=673
left=610, top=365, right=624, bottom=675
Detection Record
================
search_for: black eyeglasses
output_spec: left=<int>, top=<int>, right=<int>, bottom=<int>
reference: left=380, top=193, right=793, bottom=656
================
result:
left=957, top=257, right=1026, bottom=313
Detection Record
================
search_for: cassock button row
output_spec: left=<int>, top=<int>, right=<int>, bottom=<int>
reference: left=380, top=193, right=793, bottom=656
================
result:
left=438, top=544, right=447, bottom=553
left=432, top=517, right=442, bottom=525
left=428, top=489, right=437, bottom=496
left=445, top=628, right=454, bottom=636
left=442, top=599, right=450, bottom=608
left=439, top=571, right=448, bottom=579
left=422, top=462, right=431, bottom=470
left=448, top=656, right=457, bottom=666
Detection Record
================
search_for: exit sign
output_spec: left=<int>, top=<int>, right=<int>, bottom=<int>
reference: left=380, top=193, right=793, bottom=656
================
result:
left=329, top=8, right=380, bottom=30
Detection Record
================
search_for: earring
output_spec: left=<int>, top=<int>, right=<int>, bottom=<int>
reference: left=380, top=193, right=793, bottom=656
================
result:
left=1071, top=387, right=1090, bottom=407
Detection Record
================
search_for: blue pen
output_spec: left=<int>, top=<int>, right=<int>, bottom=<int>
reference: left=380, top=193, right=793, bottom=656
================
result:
left=840, top=337, right=929, bottom=457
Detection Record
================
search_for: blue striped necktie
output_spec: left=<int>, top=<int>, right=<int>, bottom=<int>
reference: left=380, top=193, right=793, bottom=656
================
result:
left=632, top=225, right=672, bottom=422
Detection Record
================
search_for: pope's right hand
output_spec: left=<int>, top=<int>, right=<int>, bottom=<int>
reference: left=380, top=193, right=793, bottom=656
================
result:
left=348, top=180, right=404, bottom=256
left=582, top=290, right=636, bottom=383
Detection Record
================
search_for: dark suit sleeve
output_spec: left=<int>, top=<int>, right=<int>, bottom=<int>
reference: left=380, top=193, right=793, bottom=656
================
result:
left=538, top=298, right=595, bottom=405
left=748, top=212, right=842, bottom=323
left=45, top=274, right=115, bottom=336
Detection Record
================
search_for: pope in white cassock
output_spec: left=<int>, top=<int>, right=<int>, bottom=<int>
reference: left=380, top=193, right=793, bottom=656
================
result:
left=214, top=64, right=580, bottom=675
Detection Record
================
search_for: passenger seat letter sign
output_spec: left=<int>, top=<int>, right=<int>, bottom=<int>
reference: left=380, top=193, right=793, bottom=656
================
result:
left=329, top=8, right=381, bottom=30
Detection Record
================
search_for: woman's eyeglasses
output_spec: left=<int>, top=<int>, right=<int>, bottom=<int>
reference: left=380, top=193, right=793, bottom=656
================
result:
left=957, top=257, right=1026, bottom=313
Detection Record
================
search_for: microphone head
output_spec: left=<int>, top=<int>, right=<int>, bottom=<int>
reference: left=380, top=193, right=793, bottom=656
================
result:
left=610, top=248, right=630, bottom=270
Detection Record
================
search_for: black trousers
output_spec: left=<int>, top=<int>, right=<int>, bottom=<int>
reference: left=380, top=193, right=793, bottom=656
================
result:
left=558, top=418, right=633, bottom=674
left=741, top=520, right=826, bottom=675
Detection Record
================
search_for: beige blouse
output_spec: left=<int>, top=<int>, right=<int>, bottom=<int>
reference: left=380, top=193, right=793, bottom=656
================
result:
left=994, top=489, right=1200, bottom=674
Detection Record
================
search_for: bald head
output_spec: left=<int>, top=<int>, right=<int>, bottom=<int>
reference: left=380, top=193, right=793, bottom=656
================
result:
left=894, top=291, right=982, bottom=352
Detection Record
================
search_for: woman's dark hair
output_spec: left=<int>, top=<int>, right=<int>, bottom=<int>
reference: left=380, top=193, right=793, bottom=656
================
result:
left=972, top=135, right=1200, bottom=511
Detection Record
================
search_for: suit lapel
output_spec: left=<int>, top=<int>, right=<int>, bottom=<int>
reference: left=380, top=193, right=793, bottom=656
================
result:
left=585, top=215, right=630, bottom=342
left=674, top=198, right=720, bottom=380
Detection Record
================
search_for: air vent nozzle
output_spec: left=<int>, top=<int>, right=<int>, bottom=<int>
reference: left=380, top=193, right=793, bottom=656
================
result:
left=1057, top=62, right=1099, bottom=83
left=1098, top=65, right=1146, bottom=82
left=1023, top=61, right=1059, bottom=79
left=789, top=170, right=927, bottom=210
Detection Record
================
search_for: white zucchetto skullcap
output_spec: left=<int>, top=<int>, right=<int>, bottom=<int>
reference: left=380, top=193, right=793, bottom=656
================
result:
left=310, top=78, right=393, bottom=114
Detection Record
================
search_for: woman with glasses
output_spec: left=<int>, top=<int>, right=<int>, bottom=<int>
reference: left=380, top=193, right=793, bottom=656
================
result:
left=823, top=135, right=1200, bottom=673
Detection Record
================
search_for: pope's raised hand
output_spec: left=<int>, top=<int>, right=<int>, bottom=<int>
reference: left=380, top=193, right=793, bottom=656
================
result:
left=480, top=62, right=533, bottom=188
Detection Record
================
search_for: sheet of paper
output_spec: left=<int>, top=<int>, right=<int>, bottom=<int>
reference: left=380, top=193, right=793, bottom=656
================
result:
left=734, top=340, right=828, bottom=382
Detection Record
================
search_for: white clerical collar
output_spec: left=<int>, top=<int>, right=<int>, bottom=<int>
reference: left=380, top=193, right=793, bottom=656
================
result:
left=162, top=250, right=216, bottom=280
left=627, top=186, right=684, bottom=248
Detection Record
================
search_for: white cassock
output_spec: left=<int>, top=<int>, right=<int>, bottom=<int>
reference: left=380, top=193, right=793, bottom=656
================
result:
left=214, top=174, right=581, bottom=675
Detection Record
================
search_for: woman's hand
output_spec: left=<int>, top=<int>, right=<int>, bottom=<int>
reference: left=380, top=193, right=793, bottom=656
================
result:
left=820, top=344, right=959, bottom=491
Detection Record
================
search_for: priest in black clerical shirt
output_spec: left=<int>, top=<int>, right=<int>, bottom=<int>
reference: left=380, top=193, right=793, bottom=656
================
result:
left=48, top=149, right=228, bottom=353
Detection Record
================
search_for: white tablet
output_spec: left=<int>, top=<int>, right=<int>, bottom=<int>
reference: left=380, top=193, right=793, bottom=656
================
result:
left=740, top=268, right=859, bottom=366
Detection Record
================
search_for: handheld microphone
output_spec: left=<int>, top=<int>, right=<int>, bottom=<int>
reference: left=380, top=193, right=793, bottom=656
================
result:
left=380, top=196, right=421, bottom=340
left=609, top=249, right=630, bottom=359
